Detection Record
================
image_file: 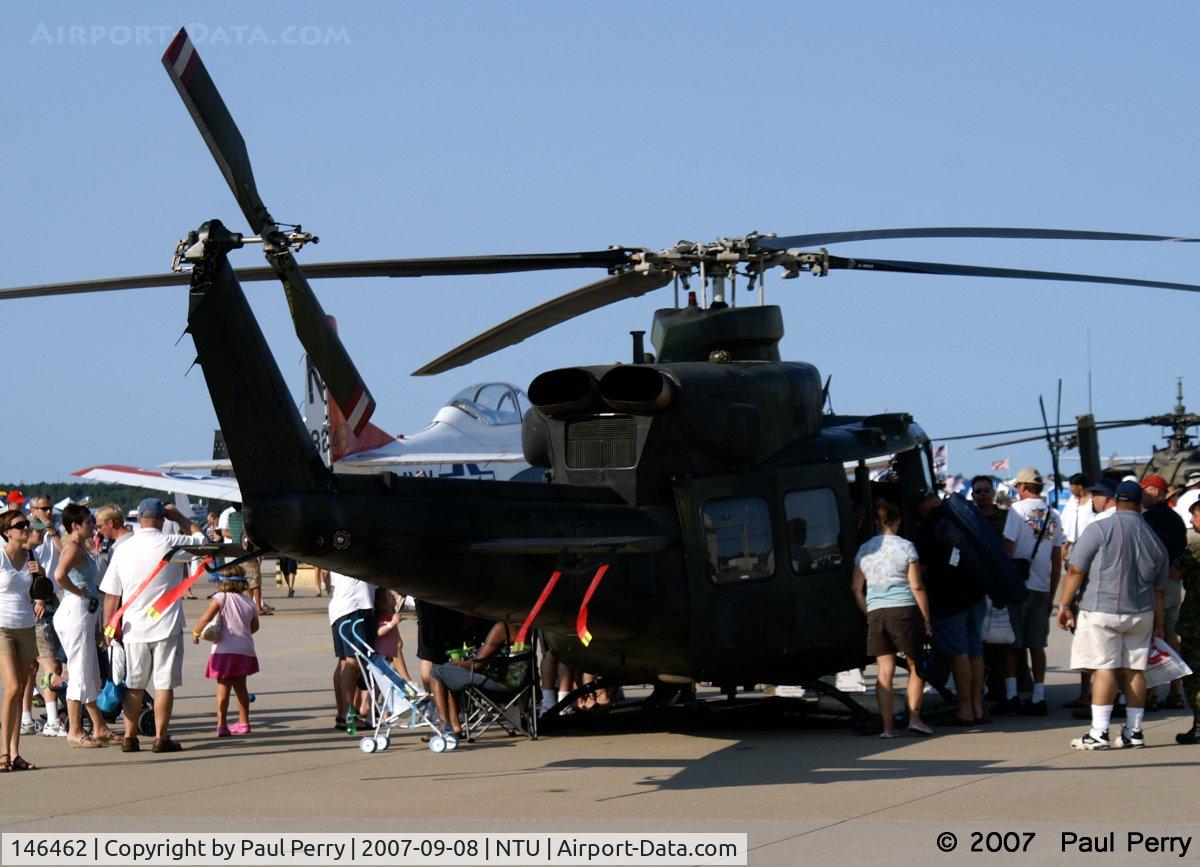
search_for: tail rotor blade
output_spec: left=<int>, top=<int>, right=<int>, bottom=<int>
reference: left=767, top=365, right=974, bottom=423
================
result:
left=271, top=251, right=375, bottom=435
left=163, top=27, right=374, bottom=433
left=1055, top=378, right=1063, bottom=441
left=162, top=28, right=272, bottom=233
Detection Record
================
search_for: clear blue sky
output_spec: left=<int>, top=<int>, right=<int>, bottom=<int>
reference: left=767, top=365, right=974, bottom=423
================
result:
left=3, top=2, right=1199, bottom=482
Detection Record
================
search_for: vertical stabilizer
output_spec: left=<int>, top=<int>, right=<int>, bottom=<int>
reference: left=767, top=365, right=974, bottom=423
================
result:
left=187, top=221, right=333, bottom=495
left=322, top=315, right=395, bottom=462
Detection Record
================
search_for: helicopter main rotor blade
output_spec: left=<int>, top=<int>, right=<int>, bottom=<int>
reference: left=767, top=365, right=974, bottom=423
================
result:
left=0, top=251, right=638, bottom=302
left=761, top=227, right=1200, bottom=250
left=163, top=29, right=380, bottom=434
left=0, top=272, right=189, bottom=300
left=414, top=270, right=672, bottom=376
left=977, top=431, right=1064, bottom=450
left=936, top=424, right=1057, bottom=442
left=976, top=418, right=1153, bottom=449
left=825, top=255, right=1200, bottom=295
left=298, top=250, right=636, bottom=278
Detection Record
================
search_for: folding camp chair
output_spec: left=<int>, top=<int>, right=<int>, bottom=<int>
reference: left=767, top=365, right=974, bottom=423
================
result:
left=460, top=646, right=538, bottom=743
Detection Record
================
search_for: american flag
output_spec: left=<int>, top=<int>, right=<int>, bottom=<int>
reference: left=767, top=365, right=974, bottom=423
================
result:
left=992, top=458, right=1011, bottom=472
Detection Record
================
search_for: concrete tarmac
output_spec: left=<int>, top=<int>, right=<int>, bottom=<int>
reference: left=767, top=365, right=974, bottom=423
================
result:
left=3, top=588, right=1198, bottom=864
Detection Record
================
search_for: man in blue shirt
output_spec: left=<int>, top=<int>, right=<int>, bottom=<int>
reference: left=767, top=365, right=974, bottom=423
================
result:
left=1057, top=481, right=1168, bottom=750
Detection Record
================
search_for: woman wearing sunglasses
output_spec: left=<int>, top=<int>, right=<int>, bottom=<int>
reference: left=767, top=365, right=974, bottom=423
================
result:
left=0, top=509, right=41, bottom=770
left=54, top=504, right=118, bottom=747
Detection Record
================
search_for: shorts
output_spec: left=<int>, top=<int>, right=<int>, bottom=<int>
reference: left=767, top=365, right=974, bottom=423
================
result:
left=125, top=633, right=185, bottom=691
left=1009, top=589, right=1052, bottom=650
left=1070, top=609, right=1154, bottom=671
left=933, top=597, right=987, bottom=659
left=430, top=662, right=502, bottom=695
left=866, top=605, right=924, bottom=658
left=243, top=557, right=262, bottom=589
left=0, top=627, right=38, bottom=667
left=331, top=609, right=375, bottom=659
left=34, top=620, right=65, bottom=663
left=1163, top=579, right=1183, bottom=637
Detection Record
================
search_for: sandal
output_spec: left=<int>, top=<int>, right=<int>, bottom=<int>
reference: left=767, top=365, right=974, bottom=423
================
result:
left=0, top=753, right=9, bottom=772
left=93, top=729, right=123, bottom=744
left=68, top=736, right=104, bottom=749
left=11, top=756, right=39, bottom=770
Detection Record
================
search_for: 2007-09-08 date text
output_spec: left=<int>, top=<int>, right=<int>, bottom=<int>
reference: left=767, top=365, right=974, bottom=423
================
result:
left=360, top=838, right=481, bottom=859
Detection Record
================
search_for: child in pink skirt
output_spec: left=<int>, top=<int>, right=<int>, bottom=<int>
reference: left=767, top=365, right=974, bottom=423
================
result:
left=192, top=572, right=260, bottom=737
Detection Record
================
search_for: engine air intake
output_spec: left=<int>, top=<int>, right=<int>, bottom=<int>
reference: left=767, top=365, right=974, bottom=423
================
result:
left=528, top=367, right=600, bottom=416
left=566, top=416, right=637, bottom=468
left=599, top=366, right=674, bottom=413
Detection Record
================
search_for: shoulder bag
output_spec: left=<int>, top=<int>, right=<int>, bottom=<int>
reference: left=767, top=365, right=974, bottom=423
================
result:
left=200, top=593, right=225, bottom=643
left=1012, top=511, right=1050, bottom=584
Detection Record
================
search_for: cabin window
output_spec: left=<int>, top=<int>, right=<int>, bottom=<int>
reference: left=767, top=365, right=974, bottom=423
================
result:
left=784, top=487, right=844, bottom=575
left=701, top=497, right=775, bottom=584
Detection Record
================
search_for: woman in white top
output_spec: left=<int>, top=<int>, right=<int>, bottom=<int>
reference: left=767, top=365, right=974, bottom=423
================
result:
left=851, top=500, right=934, bottom=738
left=0, top=509, right=40, bottom=771
left=54, top=504, right=119, bottom=748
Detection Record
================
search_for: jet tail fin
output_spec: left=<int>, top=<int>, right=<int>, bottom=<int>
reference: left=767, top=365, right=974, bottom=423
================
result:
left=319, top=316, right=395, bottom=462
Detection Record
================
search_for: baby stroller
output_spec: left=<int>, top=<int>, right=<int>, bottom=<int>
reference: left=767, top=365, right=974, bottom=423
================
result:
left=337, top=617, right=454, bottom=754
left=85, top=642, right=155, bottom=737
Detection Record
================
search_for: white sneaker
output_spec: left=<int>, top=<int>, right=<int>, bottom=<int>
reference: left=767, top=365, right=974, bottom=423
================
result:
left=20, top=720, right=41, bottom=735
left=1071, top=730, right=1111, bottom=750
left=41, top=720, right=67, bottom=737
left=1116, top=727, right=1145, bottom=749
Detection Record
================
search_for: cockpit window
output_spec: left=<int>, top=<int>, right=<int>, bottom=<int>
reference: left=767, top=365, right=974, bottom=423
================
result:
left=701, top=497, right=775, bottom=584
left=450, top=384, right=527, bottom=426
left=783, top=487, right=844, bottom=574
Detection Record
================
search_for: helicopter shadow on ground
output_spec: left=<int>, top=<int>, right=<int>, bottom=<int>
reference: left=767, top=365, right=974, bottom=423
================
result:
left=528, top=696, right=1200, bottom=796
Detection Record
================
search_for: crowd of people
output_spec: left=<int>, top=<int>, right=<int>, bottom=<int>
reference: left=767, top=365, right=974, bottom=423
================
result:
left=852, top=467, right=1199, bottom=751
left=1, top=464, right=1196, bottom=771
left=0, top=496, right=264, bottom=770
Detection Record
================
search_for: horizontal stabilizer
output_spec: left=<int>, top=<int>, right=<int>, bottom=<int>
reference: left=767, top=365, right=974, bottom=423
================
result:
left=340, top=452, right=528, bottom=468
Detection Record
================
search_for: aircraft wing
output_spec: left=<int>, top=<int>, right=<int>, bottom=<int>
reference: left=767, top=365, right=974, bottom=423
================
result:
left=338, top=452, right=527, bottom=468
left=73, top=465, right=242, bottom=503
left=158, top=460, right=234, bottom=472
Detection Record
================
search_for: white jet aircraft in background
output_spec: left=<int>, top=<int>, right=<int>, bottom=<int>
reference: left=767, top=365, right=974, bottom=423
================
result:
left=74, top=362, right=535, bottom=503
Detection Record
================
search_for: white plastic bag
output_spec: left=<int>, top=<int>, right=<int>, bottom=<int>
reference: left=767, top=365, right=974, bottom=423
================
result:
left=983, top=601, right=1015, bottom=645
left=1144, top=637, right=1193, bottom=689
left=109, top=641, right=127, bottom=687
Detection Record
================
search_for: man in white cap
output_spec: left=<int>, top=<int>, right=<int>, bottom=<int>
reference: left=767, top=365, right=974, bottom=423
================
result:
left=100, top=498, right=205, bottom=753
left=1174, top=470, right=1200, bottom=524
left=996, top=467, right=1064, bottom=717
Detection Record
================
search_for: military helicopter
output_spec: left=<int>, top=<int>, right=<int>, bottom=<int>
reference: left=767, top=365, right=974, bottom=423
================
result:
left=949, top=378, right=1200, bottom=494
left=8, top=28, right=1200, bottom=700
